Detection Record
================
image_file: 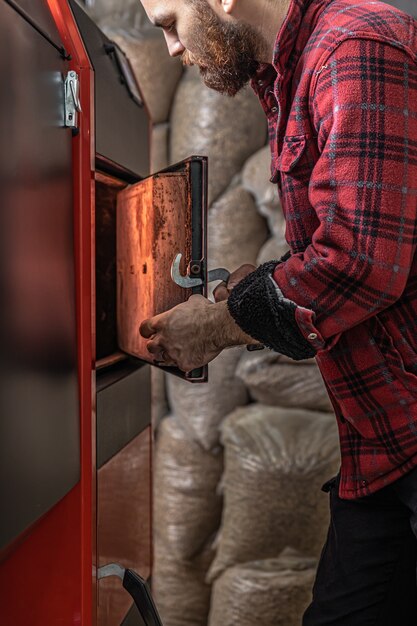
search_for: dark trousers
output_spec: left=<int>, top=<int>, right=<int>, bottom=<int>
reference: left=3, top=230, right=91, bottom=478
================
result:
left=303, top=468, right=417, bottom=625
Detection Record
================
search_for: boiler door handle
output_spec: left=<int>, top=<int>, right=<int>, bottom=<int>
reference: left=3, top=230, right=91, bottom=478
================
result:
left=171, top=252, right=230, bottom=288
left=98, top=564, right=163, bottom=625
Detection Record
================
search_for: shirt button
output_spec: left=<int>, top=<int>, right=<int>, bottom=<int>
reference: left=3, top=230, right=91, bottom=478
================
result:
left=308, top=333, right=317, bottom=340
left=361, top=480, right=367, bottom=486
left=271, top=106, right=278, bottom=113
left=258, top=79, right=264, bottom=86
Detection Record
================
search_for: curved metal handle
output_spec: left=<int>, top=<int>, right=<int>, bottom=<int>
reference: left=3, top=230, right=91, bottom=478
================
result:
left=171, top=252, right=230, bottom=288
left=98, top=564, right=163, bottom=626
left=171, top=253, right=202, bottom=288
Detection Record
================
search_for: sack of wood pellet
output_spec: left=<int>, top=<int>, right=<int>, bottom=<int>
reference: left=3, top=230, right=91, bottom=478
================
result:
left=154, top=416, right=223, bottom=560
left=86, top=0, right=146, bottom=27
left=106, top=29, right=183, bottom=123
left=241, top=145, right=286, bottom=238
left=236, top=350, right=333, bottom=412
left=151, top=123, right=170, bottom=172
left=166, top=347, right=248, bottom=451
left=256, top=235, right=290, bottom=266
left=170, top=66, right=267, bottom=205
left=208, top=184, right=268, bottom=298
left=153, top=538, right=214, bottom=626
left=151, top=367, right=169, bottom=430
left=208, top=404, right=340, bottom=582
left=208, top=548, right=316, bottom=626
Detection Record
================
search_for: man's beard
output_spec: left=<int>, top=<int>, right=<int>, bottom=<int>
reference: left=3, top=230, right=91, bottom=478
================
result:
left=181, top=0, right=267, bottom=96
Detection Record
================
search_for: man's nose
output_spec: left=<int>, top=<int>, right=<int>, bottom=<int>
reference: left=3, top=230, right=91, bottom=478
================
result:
left=163, top=30, right=185, bottom=57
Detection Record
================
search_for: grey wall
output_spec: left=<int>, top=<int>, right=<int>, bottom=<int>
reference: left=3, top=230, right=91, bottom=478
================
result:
left=383, top=0, right=417, bottom=18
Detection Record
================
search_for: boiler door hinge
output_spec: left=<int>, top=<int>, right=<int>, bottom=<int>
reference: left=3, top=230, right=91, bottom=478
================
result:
left=64, top=71, right=82, bottom=131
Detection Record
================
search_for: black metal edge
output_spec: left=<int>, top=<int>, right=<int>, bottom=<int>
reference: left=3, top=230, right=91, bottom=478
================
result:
left=96, top=356, right=147, bottom=392
left=147, top=154, right=204, bottom=178
left=190, top=157, right=208, bottom=298
left=104, top=41, right=144, bottom=108
left=186, top=157, right=208, bottom=382
left=95, top=352, right=200, bottom=388
left=123, top=570, right=163, bottom=626
left=96, top=154, right=142, bottom=185
left=4, top=0, right=70, bottom=59
left=121, top=601, right=147, bottom=626
left=96, top=364, right=151, bottom=468
left=96, top=409, right=150, bottom=469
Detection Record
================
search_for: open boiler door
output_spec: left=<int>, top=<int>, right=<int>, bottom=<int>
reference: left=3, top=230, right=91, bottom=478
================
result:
left=117, top=156, right=208, bottom=382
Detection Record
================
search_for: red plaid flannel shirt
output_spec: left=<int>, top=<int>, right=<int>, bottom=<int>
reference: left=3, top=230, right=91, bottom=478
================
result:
left=228, top=0, right=417, bottom=498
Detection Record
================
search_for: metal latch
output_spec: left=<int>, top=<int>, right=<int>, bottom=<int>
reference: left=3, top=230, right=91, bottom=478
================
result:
left=64, top=71, right=82, bottom=130
left=171, top=252, right=230, bottom=288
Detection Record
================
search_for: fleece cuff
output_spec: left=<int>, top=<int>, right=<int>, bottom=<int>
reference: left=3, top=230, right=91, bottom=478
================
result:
left=227, top=257, right=317, bottom=360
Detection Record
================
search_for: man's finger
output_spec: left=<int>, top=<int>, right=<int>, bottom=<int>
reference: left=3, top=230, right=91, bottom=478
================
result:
left=146, top=338, right=165, bottom=356
left=227, top=264, right=256, bottom=290
left=140, top=318, right=157, bottom=338
left=213, top=282, right=229, bottom=302
left=149, top=343, right=177, bottom=367
left=154, top=356, right=177, bottom=368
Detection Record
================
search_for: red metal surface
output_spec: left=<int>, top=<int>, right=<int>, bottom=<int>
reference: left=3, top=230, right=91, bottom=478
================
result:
left=0, top=486, right=82, bottom=625
left=49, top=0, right=98, bottom=622
left=0, top=2, right=96, bottom=625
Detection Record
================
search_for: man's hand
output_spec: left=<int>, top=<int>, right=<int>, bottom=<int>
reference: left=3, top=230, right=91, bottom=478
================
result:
left=213, top=264, right=257, bottom=302
left=139, top=295, right=258, bottom=372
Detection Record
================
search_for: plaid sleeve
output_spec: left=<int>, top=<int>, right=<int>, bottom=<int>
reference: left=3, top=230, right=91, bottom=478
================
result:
left=229, top=39, right=417, bottom=357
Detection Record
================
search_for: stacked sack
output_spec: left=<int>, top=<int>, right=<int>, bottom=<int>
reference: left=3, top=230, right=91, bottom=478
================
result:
left=154, top=349, right=248, bottom=625
left=209, top=548, right=317, bottom=626
left=204, top=404, right=339, bottom=625
left=208, top=405, right=340, bottom=581
left=152, top=416, right=222, bottom=625
left=153, top=347, right=248, bottom=626
left=166, top=347, right=248, bottom=451
left=236, top=349, right=333, bottom=412
left=170, top=66, right=267, bottom=206
left=151, top=66, right=270, bottom=625
left=241, top=145, right=287, bottom=241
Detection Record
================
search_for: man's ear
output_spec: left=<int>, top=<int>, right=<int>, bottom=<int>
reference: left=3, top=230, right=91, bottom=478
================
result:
left=221, top=0, right=238, bottom=14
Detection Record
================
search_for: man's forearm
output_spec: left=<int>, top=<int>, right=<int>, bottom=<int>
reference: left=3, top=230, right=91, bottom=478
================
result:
left=210, top=300, right=261, bottom=349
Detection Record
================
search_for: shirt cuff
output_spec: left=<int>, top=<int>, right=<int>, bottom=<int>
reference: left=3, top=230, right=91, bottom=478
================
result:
left=269, top=275, right=325, bottom=351
left=226, top=258, right=317, bottom=361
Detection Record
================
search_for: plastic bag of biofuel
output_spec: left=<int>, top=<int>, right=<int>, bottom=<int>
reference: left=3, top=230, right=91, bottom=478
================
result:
left=154, top=416, right=223, bottom=560
left=208, top=404, right=340, bottom=582
left=208, top=548, right=316, bottom=626
left=153, top=537, right=215, bottom=626
left=241, top=145, right=286, bottom=238
left=236, top=349, right=333, bottom=412
left=170, top=66, right=267, bottom=206
left=166, top=347, right=248, bottom=451
left=207, top=183, right=269, bottom=296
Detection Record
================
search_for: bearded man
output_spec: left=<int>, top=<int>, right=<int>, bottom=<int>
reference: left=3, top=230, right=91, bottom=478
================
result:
left=139, top=0, right=417, bottom=622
